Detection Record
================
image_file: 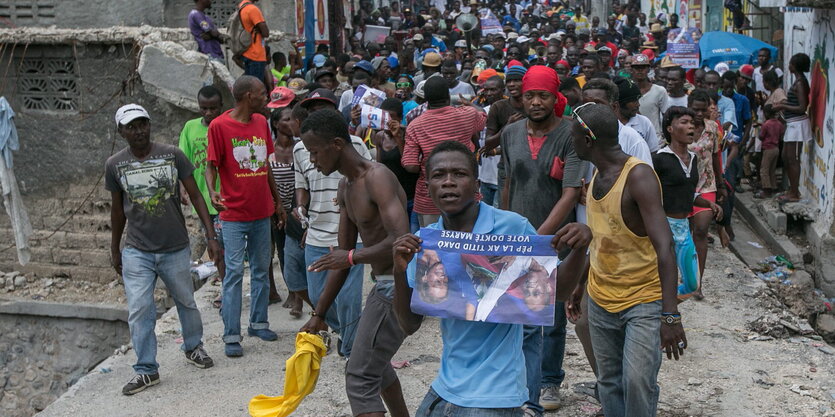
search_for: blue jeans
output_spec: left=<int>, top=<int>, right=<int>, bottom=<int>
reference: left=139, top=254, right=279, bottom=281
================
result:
left=283, top=234, right=308, bottom=292
left=408, top=199, right=419, bottom=233
left=305, top=244, right=364, bottom=357
left=220, top=218, right=272, bottom=343
left=242, top=57, right=267, bottom=80
left=416, top=387, right=524, bottom=417
left=122, top=246, right=203, bottom=374
left=541, top=301, right=567, bottom=388
left=522, top=325, right=544, bottom=415
left=480, top=182, right=499, bottom=207
left=588, top=298, right=662, bottom=417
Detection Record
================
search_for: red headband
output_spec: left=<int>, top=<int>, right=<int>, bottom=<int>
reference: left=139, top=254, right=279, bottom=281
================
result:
left=522, top=65, right=568, bottom=118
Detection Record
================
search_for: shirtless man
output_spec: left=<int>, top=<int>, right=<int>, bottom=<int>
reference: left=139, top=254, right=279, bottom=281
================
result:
left=570, top=102, right=686, bottom=417
left=298, top=109, right=411, bottom=417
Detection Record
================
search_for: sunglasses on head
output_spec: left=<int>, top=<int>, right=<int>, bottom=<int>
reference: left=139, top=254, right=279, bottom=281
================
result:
left=396, top=82, right=413, bottom=88
left=572, top=102, right=599, bottom=141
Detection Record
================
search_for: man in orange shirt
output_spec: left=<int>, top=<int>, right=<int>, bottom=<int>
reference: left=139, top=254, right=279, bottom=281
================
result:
left=236, top=0, right=270, bottom=82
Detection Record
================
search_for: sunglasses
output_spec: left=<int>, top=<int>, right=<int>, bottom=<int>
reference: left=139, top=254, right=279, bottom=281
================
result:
left=572, top=102, right=599, bottom=141
left=396, top=82, right=413, bottom=88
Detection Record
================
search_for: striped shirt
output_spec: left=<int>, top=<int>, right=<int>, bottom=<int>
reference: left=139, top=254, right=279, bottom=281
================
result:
left=402, top=105, right=487, bottom=215
left=270, top=160, right=294, bottom=211
left=293, top=135, right=371, bottom=247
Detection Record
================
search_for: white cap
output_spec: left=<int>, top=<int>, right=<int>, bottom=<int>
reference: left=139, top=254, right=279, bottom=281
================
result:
left=414, top=80, right=427, bottom=99
left=516, top=35, right=530, bottom=43
left=714, top=62, right=730, bottom=76
left=507, top=32, right=519, bottom=40
left=455, top=40, right=467, bottom=48
left=115, top=104, right=150, bottom=127
left=413, top=33, right=424, bottom=42
left=548, top=33, right=561, bottom=41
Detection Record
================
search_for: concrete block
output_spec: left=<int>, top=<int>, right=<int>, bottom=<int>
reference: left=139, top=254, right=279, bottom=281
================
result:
left=52, top=250, right=81, bottom=266
left=79, top=251, right=111, bottom=269
left=766, top=210, right=788, bottom=235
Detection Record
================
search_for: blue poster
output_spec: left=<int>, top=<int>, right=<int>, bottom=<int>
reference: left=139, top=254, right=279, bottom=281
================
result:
left=410, top=229, right=560, bottom=326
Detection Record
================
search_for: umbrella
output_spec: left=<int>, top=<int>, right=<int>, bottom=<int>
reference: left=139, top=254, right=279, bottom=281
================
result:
left=699, top=31, right=778, bottom=70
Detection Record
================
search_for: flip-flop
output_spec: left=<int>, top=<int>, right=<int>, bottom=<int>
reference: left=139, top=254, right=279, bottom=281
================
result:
left=212, top=297, right=222, bottom=309
left=776, top=195, right=800, bottom=203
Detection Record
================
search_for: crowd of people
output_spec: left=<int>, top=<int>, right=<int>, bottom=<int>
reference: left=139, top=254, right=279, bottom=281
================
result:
left=104, top=0, right=812, bottom=416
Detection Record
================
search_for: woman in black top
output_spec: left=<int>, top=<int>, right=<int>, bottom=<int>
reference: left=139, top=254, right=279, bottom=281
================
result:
left=653, top=106, right=722, bottom=300
left=372, top=98, right=420, bottom=232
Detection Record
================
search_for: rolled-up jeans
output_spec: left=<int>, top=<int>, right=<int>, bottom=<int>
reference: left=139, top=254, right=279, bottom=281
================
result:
left=220, top=217, right=272, bottom=343
left=305, top=243, right=364, bottom=357
left=122, top=246, right=203, bottom=374
left=588, top=298, right=662, bottom=417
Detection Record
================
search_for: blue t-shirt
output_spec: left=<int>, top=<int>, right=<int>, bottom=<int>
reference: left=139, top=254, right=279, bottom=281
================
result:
left=188, top=10, right=224, bottom=60
left=717, top=95, right=738, bottom=133
left=407, top=202, right=536, bottom=408
left=730, top=92, right=751, bottom=139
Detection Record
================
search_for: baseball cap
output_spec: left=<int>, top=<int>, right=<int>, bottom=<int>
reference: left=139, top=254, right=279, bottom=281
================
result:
left=739, top=64, right=755, bottom=79
left=454, top=39, right=467, bottom=48
left=548, top=33, right=561, bottom=41
left=714, top=62, right=730, bottom=76
left=494, top=32, right=507, bottom=39
left=596, top=27, right=608, bottom=36
left=422, top=52, right=442, bottom=67
left=507, top=32, right=519, bottom=40
left=650, top=23, right=664, bottom=33
left=631, top=54, right=651, bottom=66
left=312, top=54, right=326, bottom=68
left=287, top=78, right=309, bottom=96
left=598, top=46, right=612, bottom=54
left=300, top=88, right=337, bottom=109
left=616, top=77, right=642, bottom=104
left=267, top=86, right=296, bottom=109
left=115, top=104, right=150, bottom=127
left=516, top=35, right=530, bottom=43
left=314, top=68, right=336, bottom=80
left=354, top=60, right=375, bottom=75
left=414, top=80, right=427, bottom=99
left=412, top=33, right=424, bottom=42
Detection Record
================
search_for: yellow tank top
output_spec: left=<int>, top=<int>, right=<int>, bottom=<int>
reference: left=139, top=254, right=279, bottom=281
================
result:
left=586, top=157, right=663, bottom=313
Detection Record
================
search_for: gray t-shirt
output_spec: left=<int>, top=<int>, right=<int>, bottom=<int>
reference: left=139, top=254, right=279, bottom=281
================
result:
left=105, top=143, right=194, bottom=252
left=639, top=84, right=669, bottom=145
left=500, top=119, right=586, bottom=229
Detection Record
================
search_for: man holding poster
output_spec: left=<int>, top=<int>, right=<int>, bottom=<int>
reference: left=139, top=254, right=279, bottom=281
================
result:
left=392, top=141, right=591, bottom=416
left=297, top=109, right=410, bottom=417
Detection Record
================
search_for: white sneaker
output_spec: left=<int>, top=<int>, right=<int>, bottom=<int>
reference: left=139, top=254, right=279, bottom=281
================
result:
left=540, top=386, right=562, bottom=410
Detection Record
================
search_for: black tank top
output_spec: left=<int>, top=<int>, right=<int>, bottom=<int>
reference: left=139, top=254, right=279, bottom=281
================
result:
left=784, top=81, right=807, bottom=120
left=379, top=145, right=418, bottom=200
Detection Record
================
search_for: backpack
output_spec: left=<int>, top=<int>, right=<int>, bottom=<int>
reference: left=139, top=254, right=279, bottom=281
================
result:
left=228, top=1, right=255, bottom=57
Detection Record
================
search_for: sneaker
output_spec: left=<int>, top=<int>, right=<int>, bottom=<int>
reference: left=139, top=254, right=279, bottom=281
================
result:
left=121, top=373, right=159, bottom=396
left=540, top=386, right=562, bottom=410
left=225, top=342, right=243, bottom=357
left=247, top=327, right=278, bottom=341
left=185, top=344, right=214, bottom=369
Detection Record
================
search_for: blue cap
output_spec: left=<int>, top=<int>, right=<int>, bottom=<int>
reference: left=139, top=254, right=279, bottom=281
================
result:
left=312, top=54, right=326, bottom=68
left=387, top=56, right=399, bottom=69
left=355, top=60, right=375, bottom=75
left=480, top=44, right=495, bottom=52
left=505, top=65, right=528, bottom=81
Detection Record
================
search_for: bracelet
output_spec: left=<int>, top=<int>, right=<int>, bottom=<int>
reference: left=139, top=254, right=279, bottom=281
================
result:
left=347, top=249, right=355, bottom=266
left=207, top=236, right=219, bottom=241
left=661, top=312, right=681, bottom=316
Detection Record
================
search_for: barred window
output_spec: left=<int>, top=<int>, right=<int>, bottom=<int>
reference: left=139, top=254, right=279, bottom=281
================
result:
left=0, top=1, right=56, bottom=25
left=17, top=55, right=79, bottom=112
left=204, top=0, right=238, bottom=28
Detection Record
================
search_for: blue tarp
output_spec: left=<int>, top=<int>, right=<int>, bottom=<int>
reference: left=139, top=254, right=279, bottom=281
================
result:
left=699, top=31, right=778, bottom=70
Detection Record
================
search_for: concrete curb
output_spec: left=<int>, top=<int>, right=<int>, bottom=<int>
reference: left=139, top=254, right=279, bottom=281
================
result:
left=734, top=193, right=804, bottom=265
left=0, top=298, right=128, bottom=322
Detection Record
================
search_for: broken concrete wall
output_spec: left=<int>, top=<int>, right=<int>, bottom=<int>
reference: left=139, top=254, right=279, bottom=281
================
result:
left=161, top=0, right=298, bottom=40
left=0, top=0, right=166, bottom=28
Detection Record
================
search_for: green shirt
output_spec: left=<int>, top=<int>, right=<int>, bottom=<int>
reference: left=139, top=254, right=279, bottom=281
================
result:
left=271, top=65, right=291, bottom=87
left=178, top=117, right=218, bottom=215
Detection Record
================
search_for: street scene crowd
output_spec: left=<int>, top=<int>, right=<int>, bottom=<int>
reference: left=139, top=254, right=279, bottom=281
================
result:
left=104, top=0, right=810, bottom=416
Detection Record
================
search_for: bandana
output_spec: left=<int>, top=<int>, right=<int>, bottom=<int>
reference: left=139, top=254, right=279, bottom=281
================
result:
left=521, top=65, right=568, bottom=118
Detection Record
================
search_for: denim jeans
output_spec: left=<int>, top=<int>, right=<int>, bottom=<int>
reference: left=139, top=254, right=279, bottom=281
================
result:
left=241, top=56, right=267, bottom=80
left=283, top=234, right=308, bottom=292
left=416, top=387, right=524, bottom=417
left=408, top=199, right=419, bottom=233
left=541, top=301, right=567, bottom=388
left=220, top=218, right=272, bottom=343
left=480, top=182, right=499, bottom=207
left=588, top=298, right=662, bottom=417
left=305, top=244, right=364, bottom=357
left=521, top=325, right=544, bottom=415
left=122, top=246, right=203, bottom=374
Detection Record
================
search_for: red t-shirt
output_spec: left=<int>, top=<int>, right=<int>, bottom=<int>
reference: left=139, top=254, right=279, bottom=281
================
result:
left=207, top=110, right=275, bottom=221
left=759, top=119, right=785, bottom=150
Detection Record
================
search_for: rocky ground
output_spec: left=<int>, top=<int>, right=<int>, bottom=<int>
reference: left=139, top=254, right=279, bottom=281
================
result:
left=0, top=271, right=128, bottom=305
left=34, top=217, right=835, bottom=417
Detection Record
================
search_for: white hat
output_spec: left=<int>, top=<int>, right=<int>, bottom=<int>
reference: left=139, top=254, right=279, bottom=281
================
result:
left=714, top=62, right=730, bottom=76
left=414, top=80, right=427, bottom=99
left=115, top=104, right=150, bottom=127
left=455, top=40, right=467, bottom=48
left=507, top=32, right=519, bottom=40
left=516, top=35, right=530, bottom=43
left=412, top=33, right=424, bottom=42
left=548, top=33, right=561, bottom=41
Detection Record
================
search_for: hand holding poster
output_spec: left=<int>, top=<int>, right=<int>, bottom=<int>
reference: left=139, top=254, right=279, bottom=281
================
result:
left=359, top=104, right=390, bottom=129
left=350, top=84, right=387, bottom=108
left=410, top=229, right=559, bottom=326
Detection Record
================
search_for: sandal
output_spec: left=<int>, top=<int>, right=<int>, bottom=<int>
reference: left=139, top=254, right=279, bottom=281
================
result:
left=212, top=296, right=222, bottom=309
left=290, top=307, right=302, bottom=318
left=777, top=194, right=800, bottom=203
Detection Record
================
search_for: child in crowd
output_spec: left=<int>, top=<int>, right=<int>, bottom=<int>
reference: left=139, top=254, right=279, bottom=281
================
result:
left=755, top=104, right=785, bottom=199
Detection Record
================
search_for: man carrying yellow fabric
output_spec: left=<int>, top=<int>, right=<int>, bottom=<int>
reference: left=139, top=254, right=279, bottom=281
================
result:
left=249, top=332, right=327, bottom=417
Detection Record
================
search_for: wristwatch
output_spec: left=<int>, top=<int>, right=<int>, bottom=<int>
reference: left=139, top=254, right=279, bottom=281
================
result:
left=661, top=313, right=682, bottom=325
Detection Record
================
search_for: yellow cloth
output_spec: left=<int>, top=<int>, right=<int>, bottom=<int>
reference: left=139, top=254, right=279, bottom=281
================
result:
left=249, top=333, right=327, bottom=417
left=586, top=157, right=663, bottom=313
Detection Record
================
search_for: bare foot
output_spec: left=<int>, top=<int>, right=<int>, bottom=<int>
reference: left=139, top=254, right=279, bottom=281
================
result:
left=719, top=228, right=730, bottom=248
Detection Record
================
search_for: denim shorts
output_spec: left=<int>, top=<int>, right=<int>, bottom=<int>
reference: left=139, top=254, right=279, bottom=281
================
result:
left=416, top=388, right=524, bottom=417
